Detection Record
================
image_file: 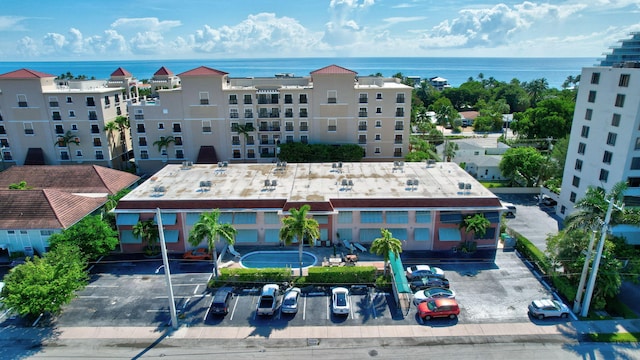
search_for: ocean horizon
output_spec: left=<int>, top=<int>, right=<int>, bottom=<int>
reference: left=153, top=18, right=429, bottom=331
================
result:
left=0, top=57, right=597, bottom=89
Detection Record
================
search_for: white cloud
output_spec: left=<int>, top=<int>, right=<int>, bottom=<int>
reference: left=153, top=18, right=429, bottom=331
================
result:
left=329, top=0, right=374, bottom=9
left=111, top=17, right=182, bottom=32
left=16, top=36, right=40, bottom=57
left=0, top=16, right=27, bottom=31
left=383, top=16, right=426, bottom=25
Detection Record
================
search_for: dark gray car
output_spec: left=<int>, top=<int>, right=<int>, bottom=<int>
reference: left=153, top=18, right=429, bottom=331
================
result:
left=410, top=277, right=450, bottom=291
left=210, top=287, right=234, bottom=316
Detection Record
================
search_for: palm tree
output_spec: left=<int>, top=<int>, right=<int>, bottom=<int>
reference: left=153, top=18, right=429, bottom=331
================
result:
left=188, top=210, right=237, bottom=279
left=459, top=214, right=490, bottom=252
left=104, top=116, right=130, bottom=167
left=444, top=141, right=458, bottom=162
left=132, top=219, right=159, bottom=255
left=565, top=181, right=635, bottom=232
left=524, top=78, right=549, bottom=106
left=370, top=228, right=403, bottom=276
left=279, top=204, right=320, bottom=277
left=235, top=123, right=254, bottom=160
left=55, top=130, right=80, bottom=162
left=153, top=136, right=176, bottom=160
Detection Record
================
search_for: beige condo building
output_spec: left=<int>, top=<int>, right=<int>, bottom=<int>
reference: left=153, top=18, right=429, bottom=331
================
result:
left=0, top=68, right=132, bottom=170
left=130, top=64, right=412, bottom=174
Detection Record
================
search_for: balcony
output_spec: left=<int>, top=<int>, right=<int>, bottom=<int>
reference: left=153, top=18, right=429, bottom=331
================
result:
left=359, top=97, right=368, bottom=103
left=258, top=111, right=280, bottom=118
left=202, top=127, right=212, bottom=133
left=244, top=112, right=253, bottom=119
left=96, top=154, right=104, bottom=160
left=395, top=110, right=405, bottom=117
left=18, top=101, right=28, bottom=108
left=49, top=101, right=59, bottom=107
left=229, top=99, right=238, bottom=104
left=200, top=99, right=209, bottom=105
left=89, top=115, right=98, bottom=120
left=327, top=97, right=337, bottom=104
left=358, top=138, right=367, bottom=144
left=285, top=126, right=294, bottom=131
left=299, top=112, right=308, bottom=118
left=24, top=129, right=34, bottom=135
left=86, top=101, right=96, bottom=107
left=259, top=126, right=281, bottom=132
left=359, top=111, right=368, bottom=117
left=300, top=126, right=308, bottom=132
left=396, top=96, right=405, bottom=103
left=134, top=114, right=144, bottom=120
left=52, top=114, right=62, bottom=121
left=395, top=125, right=404, bottom=131
left=328, top=125, right=337, bottom=132
left=358, top=125, right=367, bottom=131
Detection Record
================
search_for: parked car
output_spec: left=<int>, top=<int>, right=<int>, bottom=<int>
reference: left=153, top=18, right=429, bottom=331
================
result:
left=183, top=248, right=212, bottom=260
left=417, top=298, right=460, bottom=320
left=413, top=287, right=456, bottom=306
left=406, top=265, right=445, bottom=279
left=256, top=284, right=280, bottom=316
left=210, top=287, right=234, bottom=316
left=331, top=287, right=350, bottom=315
left=410, top=276, right=450, bottom=291
left=540, top=196, right=558, bottom=207
left=281, top=287, right=301, bottom=314
left=528, top=299, right=570, bottom=320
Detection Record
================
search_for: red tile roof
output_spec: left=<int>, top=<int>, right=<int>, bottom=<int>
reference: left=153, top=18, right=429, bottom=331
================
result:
left=178, top=66, right=228, bottom=77
left=154, top=66, right=173, bottom=76
left=0, top=189, right=105, bottom=229
left=0, top=68, right=56, bottom=79
left=0, top=165, right=139, bottom=195
left=110, top=67, right=132, bottom=77
left=310, top=65, right=357, bottom=75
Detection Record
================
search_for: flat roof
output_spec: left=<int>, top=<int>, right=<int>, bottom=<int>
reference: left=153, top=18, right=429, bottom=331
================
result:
left=121, top=161, right=497, bottom=204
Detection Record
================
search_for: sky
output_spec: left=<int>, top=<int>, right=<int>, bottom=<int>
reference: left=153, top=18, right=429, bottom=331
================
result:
left=0, top=0, right=639, bottom=61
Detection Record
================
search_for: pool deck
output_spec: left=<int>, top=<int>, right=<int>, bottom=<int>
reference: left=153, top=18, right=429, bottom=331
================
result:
left=221, top=244, right=386, bottom=276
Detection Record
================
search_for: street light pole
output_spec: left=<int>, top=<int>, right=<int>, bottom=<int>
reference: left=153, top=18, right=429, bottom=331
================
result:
left=156, top=207, right=179, bottom=329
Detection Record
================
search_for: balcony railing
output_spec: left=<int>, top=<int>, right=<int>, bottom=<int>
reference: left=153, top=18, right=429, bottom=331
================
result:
left=259, top=126, right=281, bottom=132
left=396, top=97, right=405, bottom=103
left=359, top=97, right=368, bottom=103
left=395, top=125, right=404, bottom=130
left=52, top=114, right=62, bottom=121
left=395, top=110, right=404, bottom=117
left=300, top=126, right=308, bottom=131
left=359, top=112, right=367, bottom=117
left=49, top=101, right=59, bottom=107
left=299, top=112, right=308, bottom=118
left=18, top=102, right=28, bottom=108
left=358, top=138, right=367, bottom=144
left=24, top=129, right=34, bottom=135
left=89, top=115, right=98, bottom=120
left=327, top=97, right=337, bottom=104
left=285, top=126, right=294, bottom=131
left=134, top=114, right=144, bottom=120
left=328, top=125, right=337, bottom=131
left=200, top=99, right=209, bottom=105
left=358, top=125, right=367, bottom=131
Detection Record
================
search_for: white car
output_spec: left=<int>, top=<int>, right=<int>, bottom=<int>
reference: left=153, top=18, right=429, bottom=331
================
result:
left=406, top=264, right=445, bottom=279
left=412, top=287, right=456, bottom=306
left=528, top=299, right=570, bottom=320
left=331, top=287, right=350, bottom=315
left=281, top=287, right=301, bottom=314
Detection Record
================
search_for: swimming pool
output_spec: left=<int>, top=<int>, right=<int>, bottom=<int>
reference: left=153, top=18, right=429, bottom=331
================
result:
left=240, top=251, right=317, bottom=269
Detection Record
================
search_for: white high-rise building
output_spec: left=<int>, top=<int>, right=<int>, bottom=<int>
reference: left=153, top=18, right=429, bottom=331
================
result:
left=559, top=33, right=640, bottom=244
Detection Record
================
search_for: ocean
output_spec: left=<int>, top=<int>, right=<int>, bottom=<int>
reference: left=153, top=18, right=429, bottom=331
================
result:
left=0, top=57, right=596, bottom=89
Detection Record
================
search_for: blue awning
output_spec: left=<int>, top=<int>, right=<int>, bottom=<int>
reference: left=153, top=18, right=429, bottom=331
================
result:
left=163, top=230, right=179, bottom=243
left=154, top=213, right=177, bottom=225
left=116, top=213, right=140, bottom=226
left=438, top=228, right=461, bottom=242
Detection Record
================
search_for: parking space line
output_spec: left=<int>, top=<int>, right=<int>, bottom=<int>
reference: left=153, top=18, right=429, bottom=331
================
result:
left=85, top=285, right=118, bottom=288
left=193, top=284, right=200, bottom=294
left=203, top=297, right=213, bottom=322
left=146, top=309, right=170, bottom=313
left=154, top=296, right=190, bottom=299
left=77, top=296, right=110, bottom=299
left=229, top=294, right=240, bottom=320
left=302, top=296, right=307, bottom=320
left=326, top=297, right=330, bottom=320
left=370, top=291, right=377, bottom=319
left=0, top=308, right=12, bottom=321
left=349, top=296, right=354, bottom=319
left=181, top=298, right=190, bottom=313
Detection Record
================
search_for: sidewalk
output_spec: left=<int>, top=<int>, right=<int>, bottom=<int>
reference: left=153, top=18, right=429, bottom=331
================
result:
left=4, top=319, right=639, bottom=344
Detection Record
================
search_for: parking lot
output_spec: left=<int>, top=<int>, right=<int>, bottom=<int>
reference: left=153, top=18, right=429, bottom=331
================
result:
left=49, top=248, right=559, bottom=329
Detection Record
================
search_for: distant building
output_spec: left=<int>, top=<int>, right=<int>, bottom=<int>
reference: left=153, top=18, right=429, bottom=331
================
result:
left=429, top=77, right=451, bottom=91
left=559, top=33, right=640, bottom=245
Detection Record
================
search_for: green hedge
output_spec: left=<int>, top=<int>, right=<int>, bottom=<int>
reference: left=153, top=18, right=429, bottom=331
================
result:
left=514, top=233, right=550, bottom=274
left=210, top=268, right=292, bottom=287
left=306, top=266, right=377, bottom=285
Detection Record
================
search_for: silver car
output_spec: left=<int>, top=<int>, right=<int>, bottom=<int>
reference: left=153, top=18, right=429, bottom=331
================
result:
left=281, top=287, right=301, bottom=314
left=528, top=299, right=570, bottom=320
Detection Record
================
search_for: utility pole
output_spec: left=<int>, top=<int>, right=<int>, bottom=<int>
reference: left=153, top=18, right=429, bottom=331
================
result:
left=573, top=230, right=596, bottom=314
left=580, top=198, right=623, bottom=317
left=156, top=208, right=179, bottom=329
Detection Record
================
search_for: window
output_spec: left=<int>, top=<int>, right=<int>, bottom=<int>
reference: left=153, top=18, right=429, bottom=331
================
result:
left=158, top=123, right=164, bottom=130
left=176, top=149, right=184, bottom=159
left=375, top=134, right=381, bottom=141
left=619, top=74, right=630, bottom=87
left=91, top=124, right=100, bottom=133
left=572, top=176, right=580, bottom=187
left=76, top=150, right=83, bottom=157
left=60, top=151, right=69, bottom=160
left=361, top=211, right=383, bottom=223
left=612, top=113, right=621, bottom=127
left=570, top=192, right=577, bottom=203
left=328, top=119, right=337, bottom=132
left=300, top=135, right=308, bottom=144
left=232, top=135, right=240, bottom=146
left=359, top=94, right=368, bottom=103
left=49, top=97, right=59, bottom=107
left=299, top=94, right=307, bottom=104
left=581, top=126, right=589, bottom=138
left=358, top=121, right=367, bottom=131
left=95, top=150, right=104, bottom=160
left=635, top=137, right=640, bottom=150
left=396, top=93, right=405, bottom=103
left=68, top=110, right=75, bottom=118
left=93, top=138, right=102, bottom=146
left=374, top=147, right=381, bottom=154
left=104, top=95, right=110, bottom=106
left=244, top=94, right=252, bottom=104
left=394, top=148, right=402, bottom=157
left=591, top=72, right=600, bottom=84
left=394, top=134, right=403, bottom=144
left=0, top=125, right=5, bottom=135
left=285, top=108, right=293, bottom=118
left=88, top=111, right=97, bottom=120
left=578, top=142, right=586, bottom=154
left=199, top=92, right=209, bottom=105
left=244, top=109, right=253, bottom=118
left=376, top=93, right=382, bottom=100
left=174, top=136, right=182, bottom=146
left=575, top=159, right=583, bottom=170
left=327, top=90, right=337, bottom=103
left=631, top=157, right=640, bottom=170
left=86, top=97, right=95, bottom=107
left=0, top=138, right=9, bottom=147
left=599, top=169, right=609, bottom=182
left=395, top=121, right=403, bottom=131
left=24, top=123, right=34, bottom=135
left=114, top=94, right=120, bottom=103
left=284, top=94, right=292, bottom=104
left=359, top=107, right=367, bottom=117
left=173, top=123, right=182, bottom=132
left=588, top=90, right=596, bottom=103
left=603, top=150, right=612, bottom=164
left=17, top=94, right=27, bottom=107
left=395, top=108, right=404, bottom=117
left=386, top=211, right=408, bottom=224
left=299, top=108, right=308, bottom=118
left=606, top=132, right=617, bottom=146
left=585, top=108, right=592, bottom=120
left=52, top=111, right=61, bottom=121
left=285, top=135, right=293, bottom=143
left=229, top=94, right=237, bottom=104
left=376, top=107, right=382, bottom=114
left=139, top=137, right=147, bottom=146
left=615, top=94, right=625, bottom=107
left=358, top=135, right=366, bottom=144
left=137, top=123, right=145, bottom=133
left=66, top=96, right=72, bottom=103
left=140, top=150, right=149, bottom=159
left=375, top=120, right=382, bottom=128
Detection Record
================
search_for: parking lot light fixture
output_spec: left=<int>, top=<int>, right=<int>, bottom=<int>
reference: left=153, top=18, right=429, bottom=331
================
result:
left=157, top=208, right=179, bottom=329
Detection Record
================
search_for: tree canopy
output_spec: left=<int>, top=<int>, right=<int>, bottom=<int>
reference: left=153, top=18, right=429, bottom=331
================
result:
left=279, top=204, right=320, bottom=277
left=48, top=215, right=119, bottom=260
left=188, top=209, right=237, bottom=278
left=499, top=147, right=547, bottom=187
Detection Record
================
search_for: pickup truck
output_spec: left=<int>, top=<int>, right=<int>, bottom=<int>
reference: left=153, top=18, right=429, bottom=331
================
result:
left=256, top=284, right=280, bottom=316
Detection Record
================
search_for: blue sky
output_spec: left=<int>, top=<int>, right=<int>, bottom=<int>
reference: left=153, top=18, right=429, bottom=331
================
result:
left=1, top=0, right=638, bottom=61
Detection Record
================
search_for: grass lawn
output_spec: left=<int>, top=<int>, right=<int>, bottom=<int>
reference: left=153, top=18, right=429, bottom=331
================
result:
left=588, top=332, right=640, bottom=342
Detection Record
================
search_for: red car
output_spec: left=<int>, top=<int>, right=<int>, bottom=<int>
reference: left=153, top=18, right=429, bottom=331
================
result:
left=417, top=298, right=460, bottom=320
left=183, top=248, right=212, bottom=260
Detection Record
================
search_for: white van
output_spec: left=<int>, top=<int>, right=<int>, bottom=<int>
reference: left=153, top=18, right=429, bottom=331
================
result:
left=502, top=202, right=517, bottom=218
